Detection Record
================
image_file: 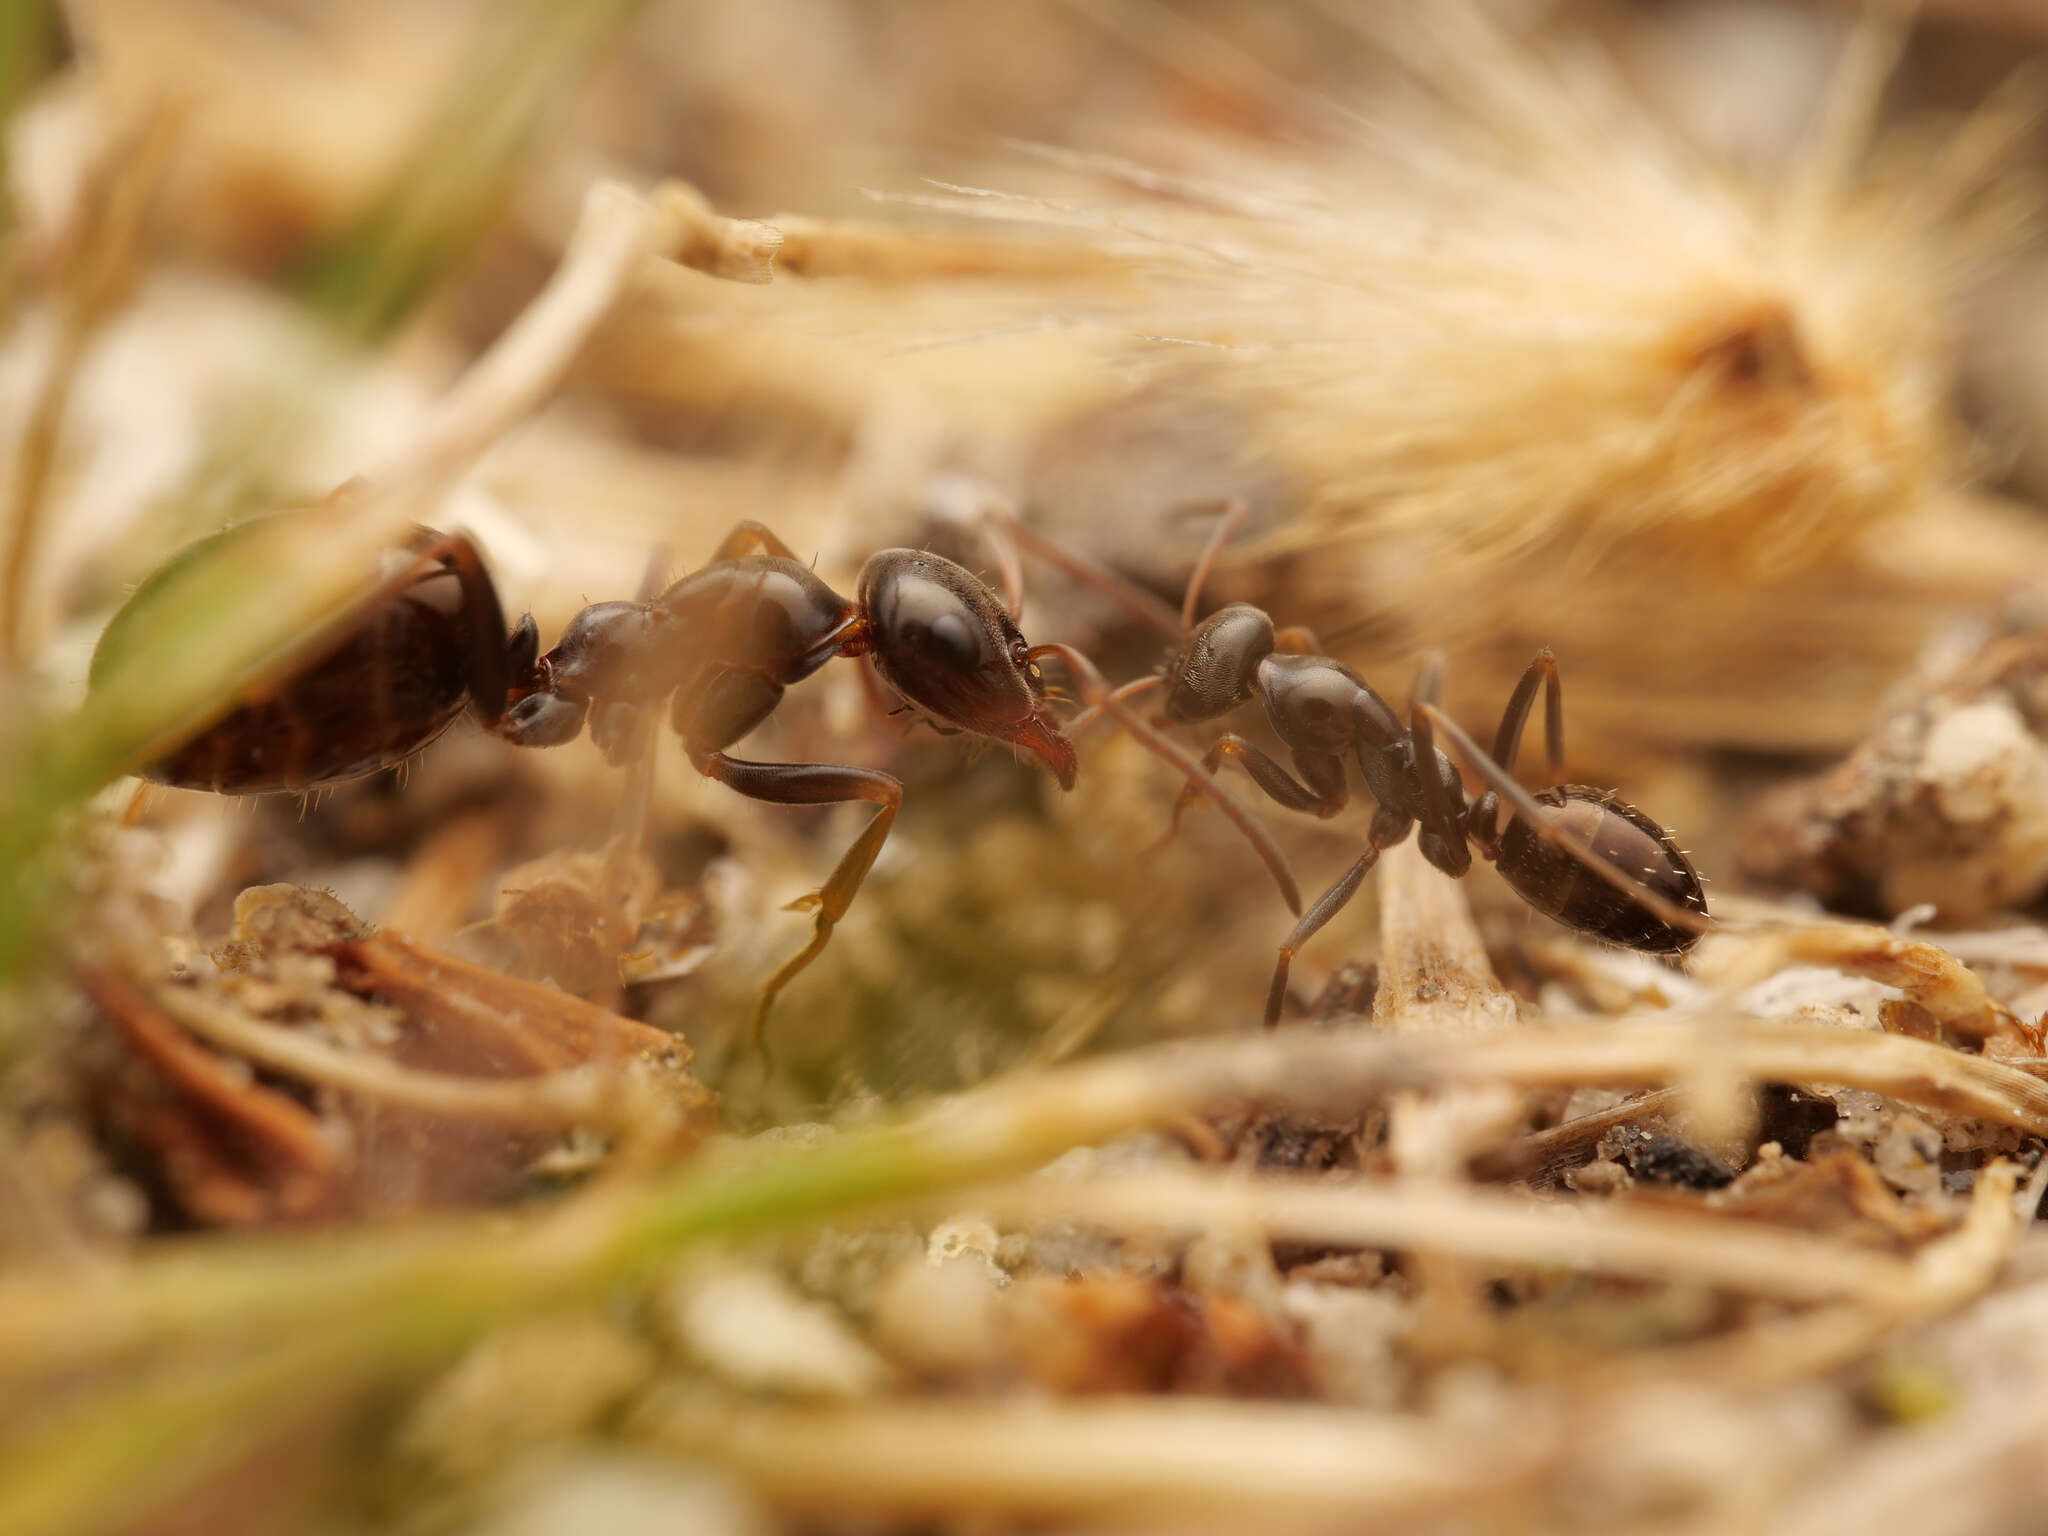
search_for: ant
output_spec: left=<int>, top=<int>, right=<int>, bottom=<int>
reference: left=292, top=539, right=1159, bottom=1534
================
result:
left=100, top=514, right=1286, bottom=1047
left=997, top=501, right=1711, bottom=1025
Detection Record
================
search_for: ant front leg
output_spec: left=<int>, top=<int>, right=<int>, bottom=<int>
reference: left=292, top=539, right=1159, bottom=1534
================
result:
left=1265, top=804, right=1409, bottom=1027
left=1405, top=654, right=1474, bottom=877
left=694, top=750, right=904, bottom=1059
left=1169, top=735, right=1345, bottom=841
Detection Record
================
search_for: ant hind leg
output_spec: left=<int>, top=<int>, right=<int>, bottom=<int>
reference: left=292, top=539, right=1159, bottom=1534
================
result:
left=695, top=752, right=904, bottom=1061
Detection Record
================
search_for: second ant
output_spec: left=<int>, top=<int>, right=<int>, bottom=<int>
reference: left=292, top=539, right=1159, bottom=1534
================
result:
left=997, top=501, right=1712, bottom=1025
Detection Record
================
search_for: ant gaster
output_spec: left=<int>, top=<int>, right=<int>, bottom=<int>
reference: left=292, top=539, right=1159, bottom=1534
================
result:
left=92, top=522, right=538, bottom=795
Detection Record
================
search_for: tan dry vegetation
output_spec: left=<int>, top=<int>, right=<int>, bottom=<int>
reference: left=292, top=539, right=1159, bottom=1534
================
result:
left=5, top=4, right=2048, bottom=1535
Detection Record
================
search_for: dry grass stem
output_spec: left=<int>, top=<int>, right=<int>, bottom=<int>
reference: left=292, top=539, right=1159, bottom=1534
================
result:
left=1597, top=1161, right=2026, bottom=1392
left=632, top=1389, right=1549, bottom=1524
left=974, top=1167, right=1914, bottom=1303
left=148, top=982, right=671, bottom=1134
left=379, top=179, right=671, bottom=501
left=1374, top=839, right=1519, bottom=1040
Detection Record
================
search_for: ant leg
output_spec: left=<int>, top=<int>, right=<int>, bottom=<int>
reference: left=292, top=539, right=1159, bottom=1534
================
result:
left=695, top=752, right=904, bottom=1057
left=1495, top=648, right=1565, bottom=778
left=709, top=521, right=803, bottom=563
left=1032, top=641, right=1302, bottom=915
left=985, top=510, right=1184, bottom=641
left=400, top=530, right=513, bottom=725
left=1405, top=654, right=1473, bottom=875
left=1169, top=735, right=1343, bottom=840
left=1265, top=815, right=1399, bottom=1026
left=1063, top=674, right=1164, bottom=741
left=1417, top=702, right=1713, bottom=945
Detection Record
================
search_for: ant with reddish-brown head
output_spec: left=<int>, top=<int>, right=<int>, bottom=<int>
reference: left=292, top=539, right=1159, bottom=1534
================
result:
left=996, top=500, right=1711, bottom=1025
left=96, top=514, right=1296, bottom=1045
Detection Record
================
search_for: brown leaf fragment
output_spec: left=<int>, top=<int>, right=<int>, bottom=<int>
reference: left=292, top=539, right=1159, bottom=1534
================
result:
left=1001, top=1274, right=1310, bottom=1398
left=329, top=929, right=696, bottom=1081
left=80, top=968, right=342, bottom=1227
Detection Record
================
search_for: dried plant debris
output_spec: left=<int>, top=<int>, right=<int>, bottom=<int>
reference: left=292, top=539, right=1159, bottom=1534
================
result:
left=75, top=884, right=710, bottom=1226
left=1744, top=629, right=2048, bottom=922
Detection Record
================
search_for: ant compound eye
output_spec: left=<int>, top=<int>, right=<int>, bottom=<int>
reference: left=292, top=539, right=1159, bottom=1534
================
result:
left=922, top=609, right=987, bottom=672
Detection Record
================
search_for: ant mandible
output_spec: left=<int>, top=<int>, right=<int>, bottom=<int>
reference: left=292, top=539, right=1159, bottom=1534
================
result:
left=998, top=502, right=1711, bottom=1026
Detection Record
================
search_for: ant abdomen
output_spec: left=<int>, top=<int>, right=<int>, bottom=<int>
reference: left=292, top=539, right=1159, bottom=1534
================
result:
left=1494, top=787, right=1708, bottom=954
left=94, top=524, right=522, bottom=795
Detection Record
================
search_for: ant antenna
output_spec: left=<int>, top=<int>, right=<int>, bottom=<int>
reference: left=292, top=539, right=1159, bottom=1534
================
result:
left=1032, top=641, right=1302, bottom=915
left=1174, top=497, right=1249, bottom=631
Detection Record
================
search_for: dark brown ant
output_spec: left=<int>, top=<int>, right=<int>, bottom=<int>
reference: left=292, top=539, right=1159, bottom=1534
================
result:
left=104, top=515, right=1285, bottom=1046
left=996, top=502, right=1710, bottom=1025
left=497, top=519, right=1083, bottom=1040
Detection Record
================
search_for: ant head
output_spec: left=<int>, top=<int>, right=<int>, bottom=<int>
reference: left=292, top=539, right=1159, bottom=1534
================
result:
left=858, top=549, right=1077, bottom=790
left=498, top=601, right=671, bottom=748
left=1163, top=605, right=1274, bottom=723
left=534, top=601, right=672, bottom=703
